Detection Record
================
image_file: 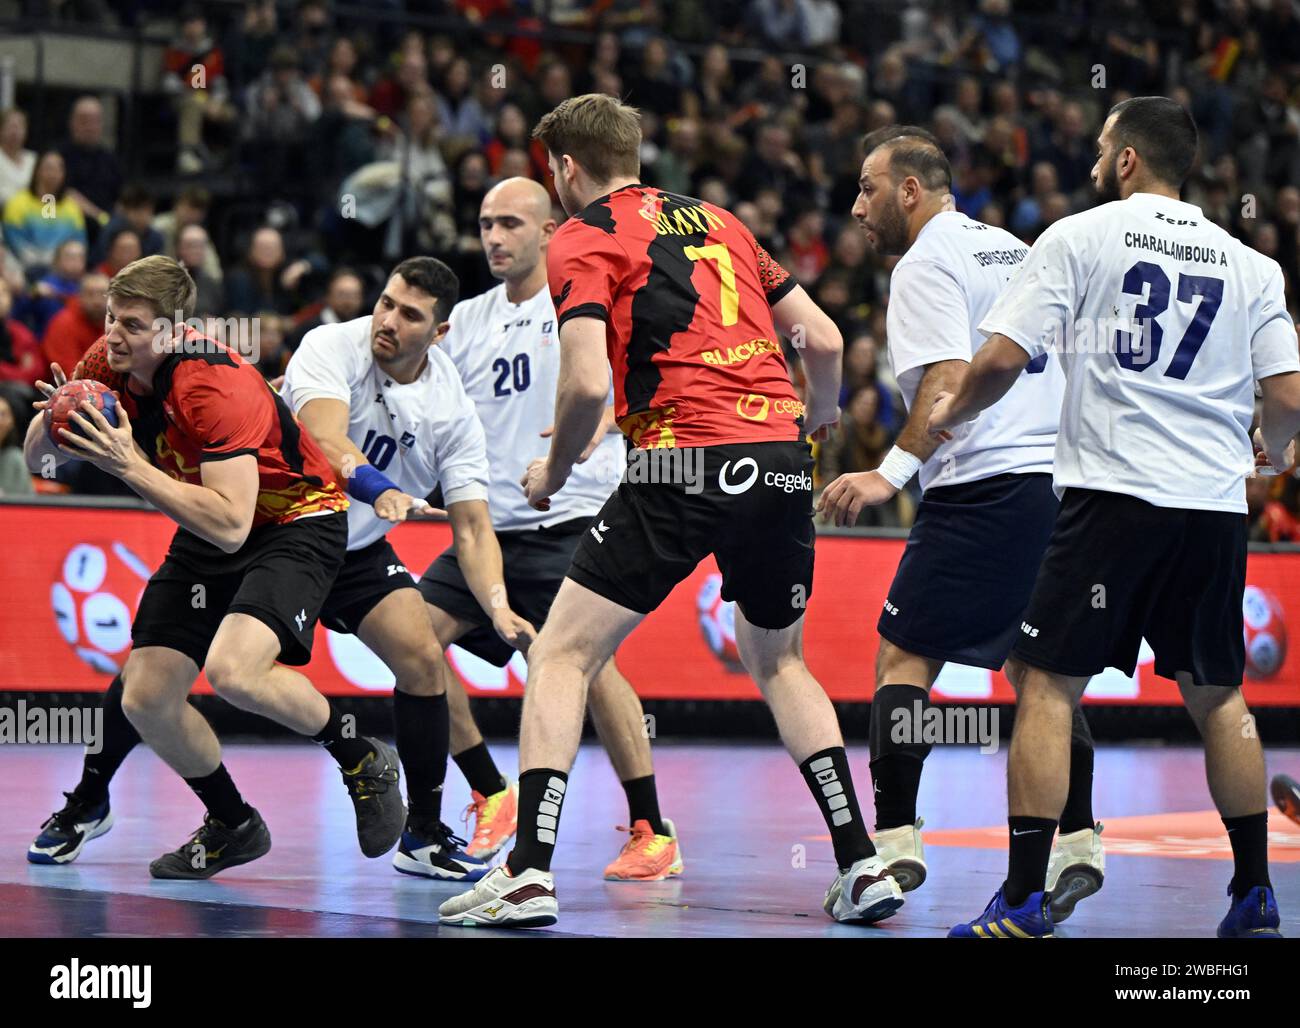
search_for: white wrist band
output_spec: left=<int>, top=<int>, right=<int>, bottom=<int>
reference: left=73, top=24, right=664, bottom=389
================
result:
left=877, top=445, right=923, bottom=489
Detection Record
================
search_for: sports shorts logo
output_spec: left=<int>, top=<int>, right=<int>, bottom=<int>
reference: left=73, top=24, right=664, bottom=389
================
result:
left=718, top=457, right=759, bottom=495
left=735, top=394, right=770, bottom=421
left=386, top=564, right=408, bottom=576
left=1020, top=621, right=1040, bottom=638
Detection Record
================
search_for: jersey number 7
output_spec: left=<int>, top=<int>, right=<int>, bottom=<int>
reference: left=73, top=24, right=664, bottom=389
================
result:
left=1114, top=261, right=1224, bottom=380
left=684, top=243, right=738, bottom=326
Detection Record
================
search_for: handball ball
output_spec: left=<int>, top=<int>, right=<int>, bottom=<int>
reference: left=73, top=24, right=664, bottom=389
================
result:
left=1242, top=585, right=1287, bottom=680
left=44, top=380, right=119, bottom=442
left=697, top=572, right=742, bottom=669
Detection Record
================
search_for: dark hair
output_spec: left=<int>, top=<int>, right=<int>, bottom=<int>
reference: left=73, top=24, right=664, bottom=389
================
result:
left=106, top=226, right=142, bottom=252
left=118, top=183, right=154, bottom=210
left=390, top=257, right=459, bottom=323
left=1106, top=96, right=1198, bottom=187
left=0, top=380, right=36, bottom=447
left=861, top=124, right=952, bottom=192
left=328, top=266, right=363, bottom=289
left=29, top=150, right=66, bottom=201
left=177, top=186, right=211, bottom=210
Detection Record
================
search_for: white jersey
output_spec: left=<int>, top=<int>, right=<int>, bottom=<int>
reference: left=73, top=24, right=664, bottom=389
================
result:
left=441, top=281, right=623, bottom=532
left=281, top=315, right=490, bottom=550
left=980, top=192, right=1300, bottom=513
left=887, top=210, right=1064, bottom=492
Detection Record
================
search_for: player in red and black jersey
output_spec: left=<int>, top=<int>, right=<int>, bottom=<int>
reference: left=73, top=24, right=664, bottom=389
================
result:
left=23, top=256, right=406, bottom=878
left=441, top=94, right=904, bottom=930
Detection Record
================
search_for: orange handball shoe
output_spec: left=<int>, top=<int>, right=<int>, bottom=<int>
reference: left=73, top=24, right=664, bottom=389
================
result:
left=603, top=818, right=684, bottom=882
left=463, top=781, right=519, bottom=861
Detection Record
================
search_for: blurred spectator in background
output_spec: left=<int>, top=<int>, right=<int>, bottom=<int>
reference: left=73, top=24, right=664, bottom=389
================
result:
left=225, top=226, right=309, bottom=316
left=41, top=272, right=108, bottom=378
left=162, top=5, right=236, bottom=174
left=177, top=225, right=225, bottom=318
left=0, top=380, right=34, bottom=496
left=12, top=239, right=85, bottom=340
left=92, top=185, right=164, bottom=265
left=2, top=151, right=87, bottom=281
left=0, top=109, right=36, bottom=211
left=0, top=279, right=41, bottom=387
left=96, top=228, right=142, bottom=279
left=817, top=384, right=911, bottom=527
left=249, top=310, right=290, bottom=380
left=244, top=47, right=323, bottom=192
left=155, top=187, right=222, bottom=283
left=58, top=97, right=122, bottom=236
left=288, top=267, right=365, bottom=351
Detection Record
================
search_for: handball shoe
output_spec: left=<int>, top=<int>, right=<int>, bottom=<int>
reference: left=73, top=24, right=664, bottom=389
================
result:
left=463, top=780, right=518, bottom=860
left=438, top=864, right=558, bottom=928
left=823, top=855, right=905, bottom=924
left=342, top=737, right=405, bottom=858
left=28, top=792, right=113, bottom=865
left=873, top=818, right=927, bottom=892
left=393, top=817, right=489, bottom=881
left=149, top=809, right=271, bottom=880
left=949, top=887, right=1053, bottom=938
left=1046, top=821, right=1105, bottom=923
left=603, top=818, right=684, bottom=881
left=1217, top=885, right=1283, bottom=938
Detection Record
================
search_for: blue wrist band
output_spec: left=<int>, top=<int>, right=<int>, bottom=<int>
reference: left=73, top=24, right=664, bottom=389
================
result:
left=349, top=463, right=401, bottom=506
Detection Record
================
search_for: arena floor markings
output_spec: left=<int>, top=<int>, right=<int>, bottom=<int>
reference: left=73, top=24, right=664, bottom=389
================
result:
left=2, top=743, right=1297, bottom=938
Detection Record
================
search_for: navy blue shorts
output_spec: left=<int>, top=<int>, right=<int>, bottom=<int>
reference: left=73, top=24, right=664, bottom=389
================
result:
left=877, top=472, right=1058, bottom=670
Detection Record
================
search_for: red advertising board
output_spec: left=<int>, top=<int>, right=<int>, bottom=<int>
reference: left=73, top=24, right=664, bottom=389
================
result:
left=2, top=502, right=1297, bottom=706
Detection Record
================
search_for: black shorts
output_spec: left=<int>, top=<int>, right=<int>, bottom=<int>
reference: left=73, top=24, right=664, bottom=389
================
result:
left=417, top=518, right=589, bottom=667
left=1010, top=488, right=1247, bottom=686
left=319, top=536, right=420, bottom=635
left=878, top=472, right=1059, bottom=670
left=568, top=440, right=815, bottom=631
left=132, top=511, right=348, bottom=668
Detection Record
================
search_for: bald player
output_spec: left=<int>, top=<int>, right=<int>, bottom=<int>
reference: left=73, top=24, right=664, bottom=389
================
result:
left=417, top=178, right=684, bottom=882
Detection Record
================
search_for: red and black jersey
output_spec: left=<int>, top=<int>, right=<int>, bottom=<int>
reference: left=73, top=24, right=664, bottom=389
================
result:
left=547, top=184, right=804, bottom=449
left=75, top=334, right=348, bottom=528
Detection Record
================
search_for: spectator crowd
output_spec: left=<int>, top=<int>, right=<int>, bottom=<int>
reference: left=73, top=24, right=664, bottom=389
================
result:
left=1, top=0, right=1298, bottom=535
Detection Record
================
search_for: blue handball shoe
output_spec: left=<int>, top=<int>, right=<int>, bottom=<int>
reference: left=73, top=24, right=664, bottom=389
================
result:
left=1216, top=885, right=1283, bottom=938
left=949, top=886, right=1053, bottom=938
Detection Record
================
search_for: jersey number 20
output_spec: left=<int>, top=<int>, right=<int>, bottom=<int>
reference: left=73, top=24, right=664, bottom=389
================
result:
left=493, top=354, right=531, bottom=396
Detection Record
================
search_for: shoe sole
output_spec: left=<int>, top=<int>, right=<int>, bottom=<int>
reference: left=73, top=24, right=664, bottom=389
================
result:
left=149, top=838, right=271, bottom=880
left=393, top=851, right=489, bottom=882
left=438, top=899, right=559, bottom=929
left=883, top=857, right=927, bottom=893
left=27, top=812, right=115, bottom=865
left=1048, top=865, right=1103, bottom=923
left=837, top=895, right=905, bottom=925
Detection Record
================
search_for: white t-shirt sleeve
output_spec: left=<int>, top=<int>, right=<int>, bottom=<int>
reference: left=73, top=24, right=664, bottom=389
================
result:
left=885, top=259, right=972, bottom=378
left=436, top=376, right=491, bottom=506
left=282, top=326, right=360, bottom=411
left=979, top=222, right=1081, bottom=360
left=1249, top=262, right=1300, bottom=382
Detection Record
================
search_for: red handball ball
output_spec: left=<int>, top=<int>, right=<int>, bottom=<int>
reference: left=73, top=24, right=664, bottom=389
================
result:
left=44, top=380, right=120, bottom=443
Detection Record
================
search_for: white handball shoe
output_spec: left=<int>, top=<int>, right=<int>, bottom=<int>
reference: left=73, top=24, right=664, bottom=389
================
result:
left=872, top=818, right=928, bottom=892
left=438, top=864, right=558, bottom=929
left=823, top=855, right=905, bottom=924
left=1046, top=821, right=1105, bottom=923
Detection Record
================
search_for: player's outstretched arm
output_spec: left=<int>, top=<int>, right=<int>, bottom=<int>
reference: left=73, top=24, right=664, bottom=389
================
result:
left=445, top=498, right=537, bottom=653
left=771, top=284, right=843, bottom=440
left=817, top=358, right=967, bottom=527
left=1257, top=370, right=1300, bottom=474
left=928, top=334, right=1028, bottom=438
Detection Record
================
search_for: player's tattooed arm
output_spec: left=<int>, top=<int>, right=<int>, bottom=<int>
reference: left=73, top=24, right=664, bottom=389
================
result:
left=817, top=358, right=967, bottom=527
left=446, top=498, right=537, bottom=652
left=928, top=334, right=1028, bottom=439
